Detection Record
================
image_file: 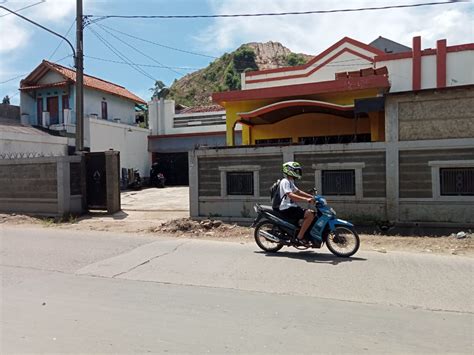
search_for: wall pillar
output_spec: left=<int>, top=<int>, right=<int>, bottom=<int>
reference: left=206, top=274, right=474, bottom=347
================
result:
left=385, top=99, right=399, bottom=223
left=412, top=36, right=422, bottom=90
left=189, top=150, right=199, bottom=217
left=436, top=39, right=447, bottom=88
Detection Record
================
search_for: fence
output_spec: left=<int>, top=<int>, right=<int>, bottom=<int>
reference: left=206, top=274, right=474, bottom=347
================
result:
left=0, top=156, right=84, bottom=217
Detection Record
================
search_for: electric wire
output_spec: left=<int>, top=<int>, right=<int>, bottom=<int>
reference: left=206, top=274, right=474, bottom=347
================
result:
left=97, top=23, right=218, bottom=59
left=93, top=22, right=183, bottom=76
left=48, top=19, right=75, bottom=60
left=84, top=55, right=199, bottom=70
left=85, top=0, right=466, bottom=22
left=88, top=25, right=158, bottom=82
left=0, top=0, right=46, bottom=18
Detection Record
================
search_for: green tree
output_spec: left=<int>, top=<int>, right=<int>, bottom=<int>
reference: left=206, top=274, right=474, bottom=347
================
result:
left=2, top=95, right=10, bottom=105
left=285, top=53, right=307, bottom=66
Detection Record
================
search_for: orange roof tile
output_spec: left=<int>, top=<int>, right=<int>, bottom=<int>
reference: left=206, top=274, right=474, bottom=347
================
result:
left=22, top=60, right=146, bottom=104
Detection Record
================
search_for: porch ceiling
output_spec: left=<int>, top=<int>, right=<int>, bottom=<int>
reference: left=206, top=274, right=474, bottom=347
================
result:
left=237, top=100, right=357, bottom=125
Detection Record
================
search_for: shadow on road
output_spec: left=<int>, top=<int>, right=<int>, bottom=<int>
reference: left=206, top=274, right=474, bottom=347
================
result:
left=257, top=250, right=367, bottom=265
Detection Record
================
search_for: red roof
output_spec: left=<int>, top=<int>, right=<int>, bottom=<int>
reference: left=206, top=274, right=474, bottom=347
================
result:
left=213, top=73, right=390, bottom=104
left=21, top=60, right=146, bottom=104
left=177, top=105, right=224, bottom=114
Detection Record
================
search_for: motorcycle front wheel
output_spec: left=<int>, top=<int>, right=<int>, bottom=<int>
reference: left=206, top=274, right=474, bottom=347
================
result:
left=326, top=226, right=360, bottom=257
left=254, top=221, right=284, bottom=253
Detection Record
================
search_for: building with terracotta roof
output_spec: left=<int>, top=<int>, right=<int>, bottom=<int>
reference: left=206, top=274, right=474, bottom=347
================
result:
left=20, top=60, right=146, bottom=131
left=18, top=60, right=151, bottom=178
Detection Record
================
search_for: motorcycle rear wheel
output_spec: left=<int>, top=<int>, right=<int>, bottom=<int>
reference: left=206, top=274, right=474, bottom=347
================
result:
left=254, top=221, right=284, bottom=253
left=326, top=226, right=360, bottom=257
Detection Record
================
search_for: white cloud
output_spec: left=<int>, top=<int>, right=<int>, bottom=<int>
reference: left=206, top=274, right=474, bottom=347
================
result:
left=200, top=0, right=474, bottom=55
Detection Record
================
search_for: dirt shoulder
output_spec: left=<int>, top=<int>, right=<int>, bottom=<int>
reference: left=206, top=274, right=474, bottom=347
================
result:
left=1, top=213, right=472, bottom=257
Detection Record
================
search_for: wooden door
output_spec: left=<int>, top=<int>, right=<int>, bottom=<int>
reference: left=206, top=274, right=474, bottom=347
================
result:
left=47, top=96, right=59, bottom=125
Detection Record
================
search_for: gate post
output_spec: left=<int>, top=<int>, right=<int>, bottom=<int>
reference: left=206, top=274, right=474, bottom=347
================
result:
left=105, top=150, right=121, bottom=214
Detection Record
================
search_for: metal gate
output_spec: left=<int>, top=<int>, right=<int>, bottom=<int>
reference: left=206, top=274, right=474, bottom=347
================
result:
left=85, top=152, right=107, bottom=209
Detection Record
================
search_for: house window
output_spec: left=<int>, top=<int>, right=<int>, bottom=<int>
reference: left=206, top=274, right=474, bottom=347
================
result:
left=226, top=172, right=254, bottom=195
left=440, top=168, right=474, bottom=196
left=313, top=162, right=365, bottom=199
left=218, top=165, right=261, bottom=198
left=321, top=170, right=355, bottom=195
left=101, top=101, right=108, bottom=120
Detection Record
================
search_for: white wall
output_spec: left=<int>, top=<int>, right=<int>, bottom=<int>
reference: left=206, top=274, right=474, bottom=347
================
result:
left=447, top=51, right=474, bottom=87
left=148, top=99, right=234, bottom=136
left=0, top=131, right=68, bottom=156
left=84, top=88, right=136, bottom=125
left=88, top=118, right=151, bottom=176
left=38, top=71, right=65, bottom=85
left=421, top=55, right=436, bottom=89
left=375, top=58, right=412, bottom=92
left=244, top=42, right=376, bottom=89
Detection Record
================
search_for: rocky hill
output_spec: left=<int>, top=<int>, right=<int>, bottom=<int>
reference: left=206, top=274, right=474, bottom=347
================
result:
left=168, top=42, right=313, bottom=107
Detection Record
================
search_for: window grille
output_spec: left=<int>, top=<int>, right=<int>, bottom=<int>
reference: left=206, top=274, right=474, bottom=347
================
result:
left=255, top=138, right=292, bottom=145
left=299, top=134, right=371, bottom=145
left=226, top=172, right=254, bottom=195
left=322, top=170, right=355, bottom=195
left=440, top=168, right=474, bottom=196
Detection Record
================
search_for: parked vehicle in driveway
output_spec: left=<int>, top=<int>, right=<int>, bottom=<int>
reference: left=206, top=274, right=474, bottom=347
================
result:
left=150, top=162, right=166, bottom=188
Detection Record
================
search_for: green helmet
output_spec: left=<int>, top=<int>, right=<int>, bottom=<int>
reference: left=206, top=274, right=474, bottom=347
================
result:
left=282, top=161, right=302, bottom=179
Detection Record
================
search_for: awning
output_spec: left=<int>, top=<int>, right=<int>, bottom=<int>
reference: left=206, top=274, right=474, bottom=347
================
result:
left=237, top=100, right=356, bottom=125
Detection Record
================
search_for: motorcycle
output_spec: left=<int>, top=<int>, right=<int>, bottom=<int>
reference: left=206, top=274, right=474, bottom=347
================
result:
left=252, top=191, right=360, bottom=257
left=150, top=163, right=166, bottom=188
left=127, top=169, right=142, bottom=190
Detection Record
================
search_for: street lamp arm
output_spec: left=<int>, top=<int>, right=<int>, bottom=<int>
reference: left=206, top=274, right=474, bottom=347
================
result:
left=0, top=5, right=76, bottom=63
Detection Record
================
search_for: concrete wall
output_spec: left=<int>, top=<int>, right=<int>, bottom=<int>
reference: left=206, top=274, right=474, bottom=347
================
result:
left=88, top=118, right=150, bottom=176
left=0, top=130, right=68, bottom=157
left=397, top=87, right=474, bottom=141
left=149, top=132, right=241, bottom=153
left=384, top=87, right=474, bottom=225
left=0, top=104, right=20, bottom=120
left=190, top=143, right=388, bottom=222
left=0, top=156, right=83, bottom=216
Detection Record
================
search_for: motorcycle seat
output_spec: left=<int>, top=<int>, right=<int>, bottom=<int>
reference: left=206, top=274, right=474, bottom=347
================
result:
left=259, top=205, right=300, bottom=226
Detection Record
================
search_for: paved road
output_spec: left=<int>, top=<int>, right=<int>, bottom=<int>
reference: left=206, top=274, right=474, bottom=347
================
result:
left=121, top=187, right=189, bottom=212
left=1, top=226, right=473, bottom=354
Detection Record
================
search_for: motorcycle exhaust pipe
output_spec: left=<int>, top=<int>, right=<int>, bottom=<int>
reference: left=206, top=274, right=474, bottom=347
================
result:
left=259, top=230, right=281, bottom=243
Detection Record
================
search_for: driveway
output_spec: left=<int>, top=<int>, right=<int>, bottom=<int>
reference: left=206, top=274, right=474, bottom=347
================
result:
left=121, top=186, right=189, bottom=211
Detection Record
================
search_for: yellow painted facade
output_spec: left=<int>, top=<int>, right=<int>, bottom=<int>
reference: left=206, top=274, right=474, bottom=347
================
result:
left=222, top=88, right=385, bottom=145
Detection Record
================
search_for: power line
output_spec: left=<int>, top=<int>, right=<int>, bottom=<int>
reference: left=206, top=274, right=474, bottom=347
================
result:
left=0, top=54, right=72, bottom=86
left=0, top=73, right=26, bottom=84
left=49, top=19, right=75, bottom=60
left=84, top=55, right=199, bottom=70
left=96, top=24, right=218, bottom=59
left=85, top=1, right=466, bottom=22
left=93, top=22, right=183, bottom=76
left=0, top=0, right=46, bottom=18
left=88, top=25, right=158, bottom=82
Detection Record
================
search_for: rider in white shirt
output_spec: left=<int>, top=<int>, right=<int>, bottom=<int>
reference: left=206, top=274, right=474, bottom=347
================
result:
left=279, top=162, right=316, bottom=245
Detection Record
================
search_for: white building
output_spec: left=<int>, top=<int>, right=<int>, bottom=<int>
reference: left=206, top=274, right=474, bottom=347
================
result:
left=19, top=60, right=151, bottom=177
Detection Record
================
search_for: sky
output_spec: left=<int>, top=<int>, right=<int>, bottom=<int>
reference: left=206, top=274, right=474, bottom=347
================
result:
left=0, top=0, right=473, bottom=105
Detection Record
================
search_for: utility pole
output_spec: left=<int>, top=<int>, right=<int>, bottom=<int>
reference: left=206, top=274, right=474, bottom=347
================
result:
left=75, top=0, right=84, bottom=152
